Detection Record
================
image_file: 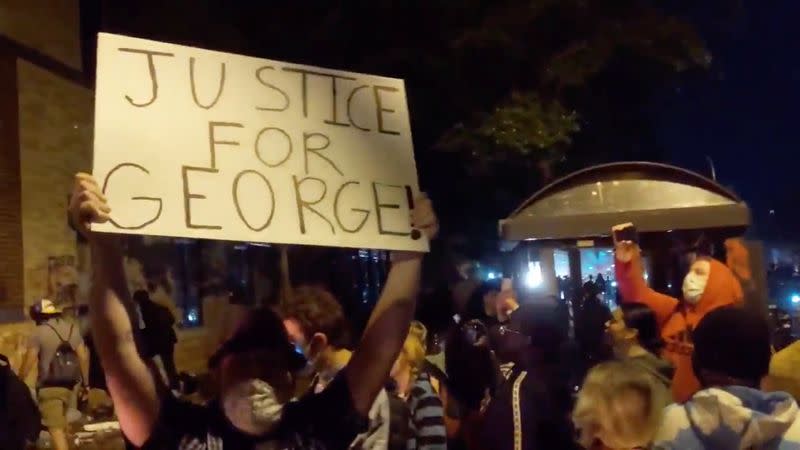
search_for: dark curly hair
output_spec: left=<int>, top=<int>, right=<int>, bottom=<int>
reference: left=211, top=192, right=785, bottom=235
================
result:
left=279, top=286, right=351, bottom=349
left=445, top=319, right=500, bottom=411
left=619, top=302, right=664, bottom=356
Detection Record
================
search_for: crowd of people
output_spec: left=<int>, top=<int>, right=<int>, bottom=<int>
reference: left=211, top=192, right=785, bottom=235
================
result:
left=0, top=288, right=181, bottom=449
left=1, top=173, right=800, bottom=450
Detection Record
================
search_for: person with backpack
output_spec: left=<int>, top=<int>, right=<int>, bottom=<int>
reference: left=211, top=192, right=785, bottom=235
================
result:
left=19, top=299, right=89, bottom=450
left=390, top=321, right=446, bottom=450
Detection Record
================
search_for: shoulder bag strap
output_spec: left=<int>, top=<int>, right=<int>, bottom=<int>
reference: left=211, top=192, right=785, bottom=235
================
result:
left=512, top=371, right=527, bottom=450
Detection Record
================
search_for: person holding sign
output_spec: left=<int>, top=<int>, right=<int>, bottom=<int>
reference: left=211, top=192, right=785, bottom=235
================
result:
left=69, top=172, right=438, bottom=450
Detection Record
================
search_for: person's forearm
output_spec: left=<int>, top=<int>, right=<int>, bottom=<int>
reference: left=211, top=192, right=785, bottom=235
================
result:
left=70, top=174, right=159, bottom=446
left=89, top=237, right=140, bottom=366
left=347, top=255, right=422, bottom=415
left=366, top=255, right=421, bottom=329
left=89, top=236, right=160, bottom=446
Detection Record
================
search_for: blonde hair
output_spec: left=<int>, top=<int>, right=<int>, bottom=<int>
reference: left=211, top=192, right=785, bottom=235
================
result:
left=400, top=321, right=428, bottom=375
left=572, top=360, right=670, bottom=449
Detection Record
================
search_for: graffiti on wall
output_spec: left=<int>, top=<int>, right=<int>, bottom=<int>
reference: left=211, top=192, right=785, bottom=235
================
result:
left=47, top=255, right=78, bottom=308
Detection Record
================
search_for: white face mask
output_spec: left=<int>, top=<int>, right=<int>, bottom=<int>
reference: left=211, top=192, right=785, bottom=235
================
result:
left=222, top=379, right=284, bottom=436
left=682, top=262, right=710, bottom=305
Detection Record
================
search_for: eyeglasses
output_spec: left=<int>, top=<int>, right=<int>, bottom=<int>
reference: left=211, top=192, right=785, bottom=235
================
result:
left=497, top=325, right=532, bottom=345
left=463, top=320, right=489, bottom=345
left=498, top=325, right=525, bottom=337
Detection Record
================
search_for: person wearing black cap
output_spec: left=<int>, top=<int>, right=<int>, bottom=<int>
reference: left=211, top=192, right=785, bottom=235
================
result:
left=653, top=306, right=800, bottom=449
left=68, top=173, right=439, bottom=449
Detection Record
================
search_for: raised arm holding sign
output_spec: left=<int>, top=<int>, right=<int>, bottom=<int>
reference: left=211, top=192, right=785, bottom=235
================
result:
left=71, top=173, right=437, bottom=447
left=82, top=33, right=438, bottom=449
left=93, top=33, right=427, bottom=252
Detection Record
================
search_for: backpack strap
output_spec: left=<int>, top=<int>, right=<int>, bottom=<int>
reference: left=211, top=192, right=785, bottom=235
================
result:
left=44, top=322, right=74, bottom=347
left=44, top=323, right=66, bottom=343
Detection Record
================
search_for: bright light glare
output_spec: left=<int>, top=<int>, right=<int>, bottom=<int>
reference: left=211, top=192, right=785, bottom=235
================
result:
left=526, top=261, right=543, bottom=288
left=792, top=294, right=800, bottom=304
left=611, top=281, right=618, bottom=288
left=487, top=272, right=496, bottom=280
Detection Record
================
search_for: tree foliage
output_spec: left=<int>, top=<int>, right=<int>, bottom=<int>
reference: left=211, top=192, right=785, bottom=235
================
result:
left=434, top=0, right=710, bottom=175
left=101, top=0, right=713, bottom=257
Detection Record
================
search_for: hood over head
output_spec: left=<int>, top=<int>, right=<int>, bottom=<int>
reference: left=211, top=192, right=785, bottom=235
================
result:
left=681, top=387, right=800, bottom=449
left=694, top=258, right=743, bottom=313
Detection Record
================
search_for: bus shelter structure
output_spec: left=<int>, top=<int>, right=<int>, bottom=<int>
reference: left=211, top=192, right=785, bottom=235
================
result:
left=498, top=162, right=759, bottom=304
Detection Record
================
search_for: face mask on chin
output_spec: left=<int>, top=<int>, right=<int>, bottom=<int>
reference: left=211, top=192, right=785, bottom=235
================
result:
left=682, top=270, right=709, bottom=305
left=222, top=379, right=285, bottom=436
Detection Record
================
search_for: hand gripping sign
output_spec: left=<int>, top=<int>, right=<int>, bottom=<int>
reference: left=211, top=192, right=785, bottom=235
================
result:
left=92, top=33, right=427, bottom=252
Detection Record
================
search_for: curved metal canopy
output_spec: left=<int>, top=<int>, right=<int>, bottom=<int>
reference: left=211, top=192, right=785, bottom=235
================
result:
left=500, top=162, right=750, bottom=241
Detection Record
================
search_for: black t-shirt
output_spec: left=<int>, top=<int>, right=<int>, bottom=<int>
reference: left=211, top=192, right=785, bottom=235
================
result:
left=141, top=374, right=368, bottom=450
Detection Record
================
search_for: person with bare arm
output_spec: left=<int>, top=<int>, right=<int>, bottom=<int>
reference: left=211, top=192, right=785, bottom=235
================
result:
left=69, top=172, right=438, bottom=450
left=19, top=299, right=90, bottom=450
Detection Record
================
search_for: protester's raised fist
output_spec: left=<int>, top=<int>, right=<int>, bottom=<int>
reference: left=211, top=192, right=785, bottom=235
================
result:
left=410, top=193, right=439, bottom=242
left=611, top=222, right=638, bottom=263
left=69, top=173, right=111, bottom=239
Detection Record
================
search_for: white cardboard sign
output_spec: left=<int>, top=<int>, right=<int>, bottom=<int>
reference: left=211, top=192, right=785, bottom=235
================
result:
left=92, top=33, right=426, bottom=252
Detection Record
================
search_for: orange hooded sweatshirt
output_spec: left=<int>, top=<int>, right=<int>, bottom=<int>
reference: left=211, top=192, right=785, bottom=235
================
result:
left=615, top=251, right=743, bottom=402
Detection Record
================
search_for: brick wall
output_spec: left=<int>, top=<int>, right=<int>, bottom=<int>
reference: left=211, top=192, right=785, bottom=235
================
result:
left=0, top=46, right=24, bottom=308
left=18, top=60, right=93, bottom=305
left=0, top=0, right=213, bottom=375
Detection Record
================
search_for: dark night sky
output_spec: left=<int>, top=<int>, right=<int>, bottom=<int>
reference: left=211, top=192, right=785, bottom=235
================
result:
left=652, top=0, right=800, bottom=239
left=86, top=1, right=800, bottom=241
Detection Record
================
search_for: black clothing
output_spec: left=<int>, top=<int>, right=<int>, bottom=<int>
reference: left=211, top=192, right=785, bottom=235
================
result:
left=595, top=275, right=607, bottom=293
left=208, top=307, right=306, bottom=372
left=481, top=365, right=578, bottom=450
left=84, top=334, right=107, bottom=390
left=138, top=299, right=177, bottom=356
left=574, top=296, right=612, bottom=368
left=138, top=298, right=180, bottom=388
left=0, top=354, right=40, bottom=450
left=141, top=373, right=367, bottom=450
